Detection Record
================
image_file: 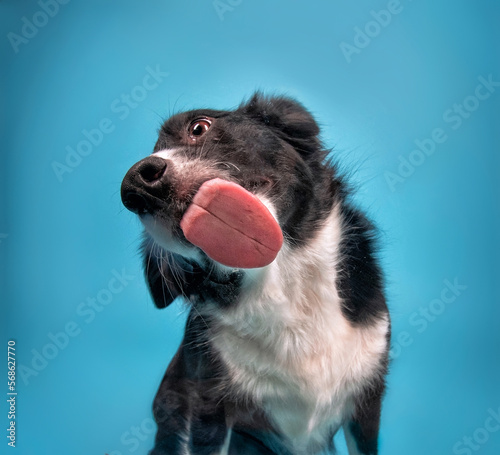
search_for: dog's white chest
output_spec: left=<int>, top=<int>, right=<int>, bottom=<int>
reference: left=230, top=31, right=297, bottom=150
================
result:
left=210, top=210, right=389, bottom=452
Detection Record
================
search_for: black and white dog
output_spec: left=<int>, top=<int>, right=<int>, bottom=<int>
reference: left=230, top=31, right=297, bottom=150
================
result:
left=121, top=93, right=390, bottom=455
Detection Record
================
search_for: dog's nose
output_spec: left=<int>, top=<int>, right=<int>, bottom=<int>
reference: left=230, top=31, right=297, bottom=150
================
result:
left=121, top=156, right=168, bottom=214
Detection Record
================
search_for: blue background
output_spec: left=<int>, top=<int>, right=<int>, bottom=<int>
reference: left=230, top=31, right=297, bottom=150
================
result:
left=1, top=1, right=499, bottom=454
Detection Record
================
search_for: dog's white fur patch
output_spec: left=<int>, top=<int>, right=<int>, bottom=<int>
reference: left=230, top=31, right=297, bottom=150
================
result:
left=153, top=148, right=180, bottom=160
left=141, top=213, right=201, bottom=260
left=208, top=205, right=389, bottom=454
left=217, top=429, right=232, bottom=455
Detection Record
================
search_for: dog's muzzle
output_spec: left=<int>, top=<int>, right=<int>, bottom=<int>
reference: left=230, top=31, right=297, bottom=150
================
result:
left=121, top=156, right=171, bottom=215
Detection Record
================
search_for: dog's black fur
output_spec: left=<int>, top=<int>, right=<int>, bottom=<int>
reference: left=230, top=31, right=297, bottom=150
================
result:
left=121, top=93, right=390, bottom=455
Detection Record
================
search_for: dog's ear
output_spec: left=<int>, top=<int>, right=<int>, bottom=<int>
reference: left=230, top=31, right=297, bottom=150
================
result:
left=240, top=92, right=321, bottom=152
left=142, top=240, right=192, bottom=309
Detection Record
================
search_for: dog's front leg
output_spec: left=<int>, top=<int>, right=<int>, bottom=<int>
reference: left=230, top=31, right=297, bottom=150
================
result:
left=149, top=351, right=193, bottom=455
left=188, top=391, right=229, bottom=455
left=150, top=330, right=230, bottom=455
left=151, top=383, right=229, bottom=455
left=343, top=380, right=385, bottom=455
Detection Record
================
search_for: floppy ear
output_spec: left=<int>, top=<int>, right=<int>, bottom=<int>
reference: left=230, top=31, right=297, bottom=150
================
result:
left=240, top=92, right=321, bottom=153
left=141, top=240, right=193, bottom=309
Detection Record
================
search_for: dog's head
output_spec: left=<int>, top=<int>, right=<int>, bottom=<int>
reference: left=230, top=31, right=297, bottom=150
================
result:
left=121, top=93, right=337, bottom=308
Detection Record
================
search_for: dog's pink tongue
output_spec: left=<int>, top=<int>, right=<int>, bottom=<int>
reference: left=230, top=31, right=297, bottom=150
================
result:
left=180, top=178, right=283, bottom=268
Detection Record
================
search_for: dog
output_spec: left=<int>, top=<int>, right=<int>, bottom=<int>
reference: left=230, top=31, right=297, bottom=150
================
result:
left=120, top=93, right=390, bottom=455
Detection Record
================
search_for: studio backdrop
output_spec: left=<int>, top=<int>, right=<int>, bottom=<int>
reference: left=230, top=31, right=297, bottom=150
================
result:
left=1, top=1, right=499, bottom=454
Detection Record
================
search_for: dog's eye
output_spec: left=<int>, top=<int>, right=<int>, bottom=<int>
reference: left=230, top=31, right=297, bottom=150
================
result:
left=188, top=118, right=212, bottom=140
